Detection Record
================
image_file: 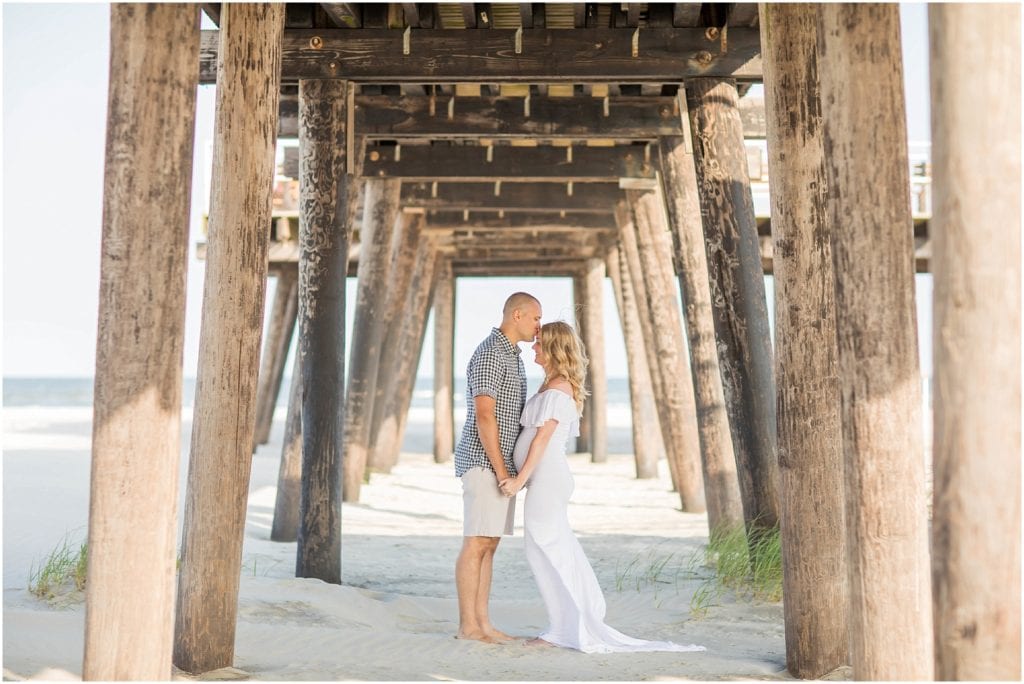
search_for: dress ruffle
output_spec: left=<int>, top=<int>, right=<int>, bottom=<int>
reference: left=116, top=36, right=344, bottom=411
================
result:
left=520, top=390, right=580, bottom=437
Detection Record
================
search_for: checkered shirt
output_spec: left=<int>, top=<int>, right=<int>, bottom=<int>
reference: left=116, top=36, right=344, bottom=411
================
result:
left=454, top=328, right=527, bottom=478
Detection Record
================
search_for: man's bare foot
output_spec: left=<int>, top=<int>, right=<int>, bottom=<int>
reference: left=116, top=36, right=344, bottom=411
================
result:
left=484, top=627, right=516, bottom=643
left=524, top=637, right=555, bottom=648
left=455, top=631, right=500, bottom=644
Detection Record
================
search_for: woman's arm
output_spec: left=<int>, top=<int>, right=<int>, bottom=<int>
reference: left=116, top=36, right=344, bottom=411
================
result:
left=501, top=418, right=559, bottom=496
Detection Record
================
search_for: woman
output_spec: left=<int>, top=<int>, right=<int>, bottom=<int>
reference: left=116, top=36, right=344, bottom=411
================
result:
left=500, top=321, right=704, bottom=654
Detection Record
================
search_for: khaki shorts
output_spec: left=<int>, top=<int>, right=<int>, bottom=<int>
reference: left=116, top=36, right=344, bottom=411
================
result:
left=461, top=466, right=515, bottom=537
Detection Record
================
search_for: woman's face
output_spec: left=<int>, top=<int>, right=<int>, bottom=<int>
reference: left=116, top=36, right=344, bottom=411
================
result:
left=532, top=336, right=548, bottom=369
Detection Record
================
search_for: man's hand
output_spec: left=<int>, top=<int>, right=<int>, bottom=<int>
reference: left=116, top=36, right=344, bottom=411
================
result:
left=499, top=477, right=523, bottom=497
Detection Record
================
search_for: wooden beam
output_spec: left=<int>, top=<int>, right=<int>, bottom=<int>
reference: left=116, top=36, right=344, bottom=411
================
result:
left=688, top=78, right=780, bottom=540
left=252, top=270, right=298, bottom=448
left=198, top=28, right=763, bottom=84
left=363, top=144, right=656, bottom=181
left=451, top=258, right=585, bottom=276
left=930, top=5, right=1022, bottom=680
left=760, top=5, right=848, bottom=677
left=423, top=211, right=614, bottom=229
left=673, top=3, right=703, bottom=27
left=432, top=259, right=455, bottom=464
left=402, top=181, right=620, bottom=212
left=270, top=353, right=302, bottom=542
left=355, top=94, right=685, bottom=139
left=278, top=91, right=767, bottom=140
left=817, top=6, right=932, bottom=679
left=295, top=79, right=353, bottom=584
left=83, top=5, right=200, bottom=680
left=173, top=4, right=284, bottom=675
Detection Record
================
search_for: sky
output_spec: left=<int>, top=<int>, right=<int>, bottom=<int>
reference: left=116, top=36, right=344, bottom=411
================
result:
left=2, top=3, right=933, bottom=383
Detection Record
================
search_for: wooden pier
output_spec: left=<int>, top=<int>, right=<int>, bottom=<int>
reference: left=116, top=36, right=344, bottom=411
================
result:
left=83, top=3, right=1018, bottom=681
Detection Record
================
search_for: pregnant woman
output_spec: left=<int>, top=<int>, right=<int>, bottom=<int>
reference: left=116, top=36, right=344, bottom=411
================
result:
left=499, top=321, right=704, bottom=654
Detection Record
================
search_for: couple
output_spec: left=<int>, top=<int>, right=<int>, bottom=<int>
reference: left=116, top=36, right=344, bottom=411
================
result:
left=453, top=292, right=703, bottom=654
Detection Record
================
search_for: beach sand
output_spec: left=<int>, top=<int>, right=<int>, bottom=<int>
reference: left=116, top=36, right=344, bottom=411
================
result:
left=3, top=406, right=789, bottom=681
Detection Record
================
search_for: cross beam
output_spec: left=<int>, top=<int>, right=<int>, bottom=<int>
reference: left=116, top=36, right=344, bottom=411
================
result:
left=401, top=181, right=620, bottom=212
left=198, top=28, right=762, bottom=84
left=363, top=144, right=655, bottom=180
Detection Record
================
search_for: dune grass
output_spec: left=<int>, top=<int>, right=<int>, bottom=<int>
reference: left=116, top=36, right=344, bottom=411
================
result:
left=689, top=523, right=783, bottom=616
left=28, top=533, right=88, bottom=602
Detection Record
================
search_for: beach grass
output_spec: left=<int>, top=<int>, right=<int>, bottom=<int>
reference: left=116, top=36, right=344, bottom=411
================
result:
left=28, top=533, right=88, bottom=602
left=688, top=523, right=783, bottom=616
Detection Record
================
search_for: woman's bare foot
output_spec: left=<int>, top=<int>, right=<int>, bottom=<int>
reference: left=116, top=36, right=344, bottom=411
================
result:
left=524, top=637, right=555, bottom=648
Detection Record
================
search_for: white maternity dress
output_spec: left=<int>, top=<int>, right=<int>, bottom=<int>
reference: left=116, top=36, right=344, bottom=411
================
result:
left=512, top=389, right=705, bottom=654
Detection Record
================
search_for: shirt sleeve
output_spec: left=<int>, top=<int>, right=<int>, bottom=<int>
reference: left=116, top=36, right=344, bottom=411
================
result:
left=468, top=347, right=504, bottom=400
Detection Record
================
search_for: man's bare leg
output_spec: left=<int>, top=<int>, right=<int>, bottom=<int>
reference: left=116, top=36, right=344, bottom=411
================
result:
left=456, top=536, right=499, bottom=642
left=477, top=542, right=514, bottom=641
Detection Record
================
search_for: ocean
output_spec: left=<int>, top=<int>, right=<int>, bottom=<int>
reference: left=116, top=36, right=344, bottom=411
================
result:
left=3, top=376, right=640, bottom=455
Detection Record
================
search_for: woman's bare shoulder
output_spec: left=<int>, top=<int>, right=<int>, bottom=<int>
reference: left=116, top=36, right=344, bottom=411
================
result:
left=547, top=377, right=573, bottom=396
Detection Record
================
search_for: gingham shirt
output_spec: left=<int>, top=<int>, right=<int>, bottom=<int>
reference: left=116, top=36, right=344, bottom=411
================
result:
left=454, top=328, right=527, bottom=478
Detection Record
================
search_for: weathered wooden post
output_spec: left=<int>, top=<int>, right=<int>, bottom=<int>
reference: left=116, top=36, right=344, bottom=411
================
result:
left=253, top=268, right=298, bottom=448
left=581, top=258, right=608, bottom=463
left=617, top=206, right=683, bottom=494
left=930, top=4, right=1021, bottom=679
left=433, top=257, right=456, bottom=464
left=296, top=78, right=356, bottom=583
left=367, top=211, right=424, bottom=472
left=606, top=242, right=664, bottom=479
left=573, top=273, right=592, bottom=454
left=271, top=354, right=302, bottom=542
left=687, top=78, right=780, bottom=539
left=760, top=4, right=849, bottom=677
left=817, top=4, right=933, bottom=679
left=84, top=5, right=199, bottom=679
left=658, top=120, right=743, bottom=534
left=174, top=3, right=284, bottom=674
left=627, top=189, right=706, bottom=513
left=342, top=178, right=401, bottom=501
left=371, top=236, right=441, bottom=472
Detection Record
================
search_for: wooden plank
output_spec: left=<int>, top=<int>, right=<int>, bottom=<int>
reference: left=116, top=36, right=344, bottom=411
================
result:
left=363, top=144, right=656, bottom=181
left=930, top=6, right=1022, bottom=680
left=402, top=181, right=620, bottom=212
left=83, top=5, right=200, bottom=680
left=279, top=91, right=767, bottom=139
left=760, top=5, right=848, bottom=677
left=356, top=94, right=685, bottom=138
left=817, top=5, right=932, bottom=679
left=197, top=27, right=764, bottom=83
left=687, top=78, right=780, bottom=541
left=424, top=211, right=614, bottom=229
left=173, top=4, right=284, bottom=675
left=730, top=4, right=760, bottom=27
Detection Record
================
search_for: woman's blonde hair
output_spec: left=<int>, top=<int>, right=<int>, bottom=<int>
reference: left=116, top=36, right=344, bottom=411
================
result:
left=540, top=321, right=590, bottom=411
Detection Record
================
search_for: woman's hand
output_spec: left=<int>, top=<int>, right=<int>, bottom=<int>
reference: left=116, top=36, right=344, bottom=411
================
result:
left=499, top=477, right=523, bottom=497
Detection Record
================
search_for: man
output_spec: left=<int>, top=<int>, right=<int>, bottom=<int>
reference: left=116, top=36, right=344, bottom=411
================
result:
left=454, top=292, right=542, bottom=642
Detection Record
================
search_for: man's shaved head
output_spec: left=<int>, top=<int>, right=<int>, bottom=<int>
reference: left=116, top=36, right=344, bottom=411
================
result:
left=502, top=292, right=540, bottom=317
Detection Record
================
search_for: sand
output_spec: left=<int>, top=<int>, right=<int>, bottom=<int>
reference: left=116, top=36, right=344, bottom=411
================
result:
left=3, top=406, right=788, bottom=681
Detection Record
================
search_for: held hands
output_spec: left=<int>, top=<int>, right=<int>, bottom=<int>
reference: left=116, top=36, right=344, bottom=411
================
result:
left=498, top=477, right=523, bottom=498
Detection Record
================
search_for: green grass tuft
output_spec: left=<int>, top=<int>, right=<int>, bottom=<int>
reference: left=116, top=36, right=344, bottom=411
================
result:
left=28, top=533, right=88, bottom=602
left=688, top=523, right=783, bottom=616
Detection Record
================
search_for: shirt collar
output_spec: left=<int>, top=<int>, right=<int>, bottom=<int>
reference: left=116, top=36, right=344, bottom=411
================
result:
left=491, top=327, right=522, bottom=356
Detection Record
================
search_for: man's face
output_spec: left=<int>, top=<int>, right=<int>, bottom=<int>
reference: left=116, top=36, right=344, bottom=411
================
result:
left=517, top=302, right=543, bottom=343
